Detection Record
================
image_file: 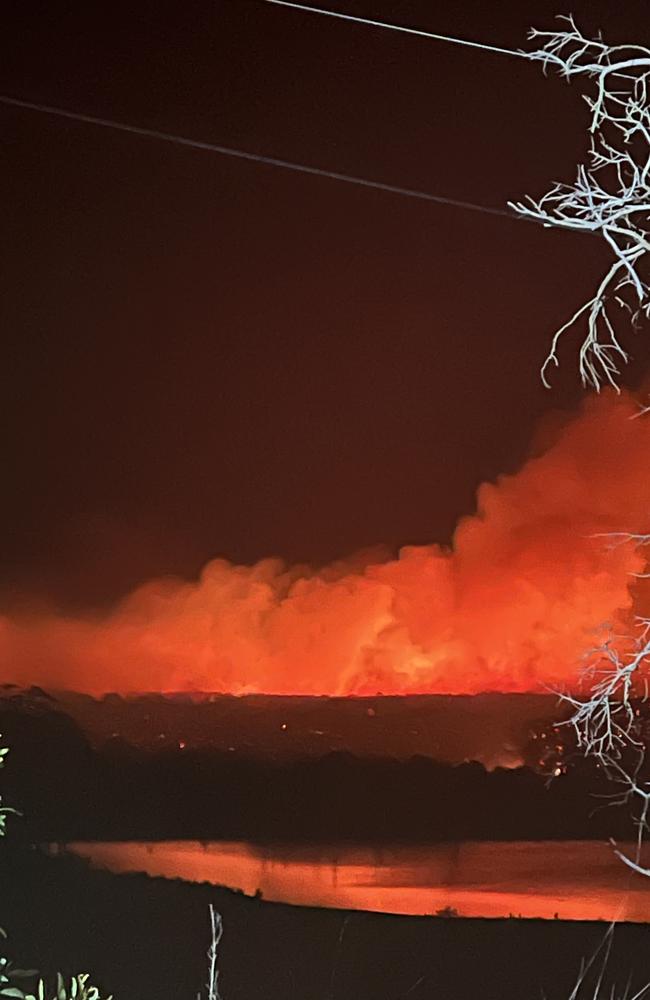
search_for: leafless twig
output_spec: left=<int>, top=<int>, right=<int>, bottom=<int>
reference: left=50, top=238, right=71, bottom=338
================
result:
left=553, top=531, right=650, bottom=874
left=510, top=16, right=650, bottom=389
left=196, top=906, right=222, bottom=1000
left=551, top=922, right=650, bottom=1000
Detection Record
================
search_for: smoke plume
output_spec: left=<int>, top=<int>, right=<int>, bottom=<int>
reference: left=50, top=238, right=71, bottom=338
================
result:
left=2, top=392, right=650, bottom=695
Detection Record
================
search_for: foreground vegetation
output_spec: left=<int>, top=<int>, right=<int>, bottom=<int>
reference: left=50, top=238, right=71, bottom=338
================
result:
left=0, top=742, right=113, bottom=1000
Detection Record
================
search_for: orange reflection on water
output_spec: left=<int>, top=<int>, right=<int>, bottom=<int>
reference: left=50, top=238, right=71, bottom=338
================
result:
left=58, top=840, right=650, bottom=922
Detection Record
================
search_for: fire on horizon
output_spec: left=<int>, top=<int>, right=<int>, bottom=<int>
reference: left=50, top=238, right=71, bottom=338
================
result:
left=2, top=391, right=650, bottom=698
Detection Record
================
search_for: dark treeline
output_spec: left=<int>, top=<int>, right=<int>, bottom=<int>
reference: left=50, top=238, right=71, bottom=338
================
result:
left=51, top=688, right=567, bottom=764
left=0, top=698, right=633, bottom=843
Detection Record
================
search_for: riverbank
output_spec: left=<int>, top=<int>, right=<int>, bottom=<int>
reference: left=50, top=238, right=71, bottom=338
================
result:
left=2, top=845, right=650, bottom=1000
left=58, top=838, right=650, bottom=922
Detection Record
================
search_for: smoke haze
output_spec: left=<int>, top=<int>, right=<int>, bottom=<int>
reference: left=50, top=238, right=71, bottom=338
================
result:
left=2, top=392, right=649, bottom=695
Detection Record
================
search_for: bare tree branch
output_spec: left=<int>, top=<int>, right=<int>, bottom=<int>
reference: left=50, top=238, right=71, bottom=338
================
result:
left=196, top=906, right=223, bottom=1000
left=553, top=530, right=650, bottom=875
left=510, top=16, right=650, bottom=389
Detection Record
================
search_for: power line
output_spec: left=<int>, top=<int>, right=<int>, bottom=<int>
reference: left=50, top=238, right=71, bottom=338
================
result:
left=261, top=0, right=527, bottom=60
left=1, top=94, right=521, bottom=222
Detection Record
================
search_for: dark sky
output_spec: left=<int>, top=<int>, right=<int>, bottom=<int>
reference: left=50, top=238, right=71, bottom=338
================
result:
left=3, top=0, right=650, bottom=609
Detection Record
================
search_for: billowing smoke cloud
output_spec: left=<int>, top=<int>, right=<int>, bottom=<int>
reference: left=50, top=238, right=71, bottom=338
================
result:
left=2, top=392, right=650, bottom=695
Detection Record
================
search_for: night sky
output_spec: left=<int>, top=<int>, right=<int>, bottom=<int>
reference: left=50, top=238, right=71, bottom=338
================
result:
left=4, top=0, right=650, bottom=610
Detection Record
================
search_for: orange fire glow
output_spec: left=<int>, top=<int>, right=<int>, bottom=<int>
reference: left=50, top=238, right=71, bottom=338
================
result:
left=2, top=392, right=650, bottom=696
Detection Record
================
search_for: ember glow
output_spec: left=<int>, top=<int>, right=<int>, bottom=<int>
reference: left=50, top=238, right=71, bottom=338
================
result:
left=2, top=393, right=650, bottom=696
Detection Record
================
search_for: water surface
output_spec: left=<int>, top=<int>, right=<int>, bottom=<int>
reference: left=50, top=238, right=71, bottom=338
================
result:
left=56, top=840, right=650, bottom=922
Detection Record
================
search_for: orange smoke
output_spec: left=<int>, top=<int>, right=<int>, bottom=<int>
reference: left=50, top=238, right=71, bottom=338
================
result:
left=2, top=392, right=650, bottom=696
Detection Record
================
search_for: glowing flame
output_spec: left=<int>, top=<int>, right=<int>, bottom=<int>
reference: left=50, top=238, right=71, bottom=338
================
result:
left=2, top=392, right=650, bottom=696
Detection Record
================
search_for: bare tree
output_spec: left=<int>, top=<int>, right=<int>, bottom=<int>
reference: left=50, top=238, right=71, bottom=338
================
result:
left=508, top=15, right=650, bottom=884
left=510, top=15, right=650, bottom=391
left=550, top=530, right=650, bottom=877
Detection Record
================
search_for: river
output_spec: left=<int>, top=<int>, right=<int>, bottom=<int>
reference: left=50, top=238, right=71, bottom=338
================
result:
left=52, top=839, right=650, bottom=922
